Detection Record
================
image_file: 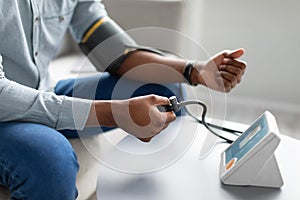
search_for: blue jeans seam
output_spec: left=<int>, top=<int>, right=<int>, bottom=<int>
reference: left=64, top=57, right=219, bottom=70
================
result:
left=0, top=161, right=25, bottom=199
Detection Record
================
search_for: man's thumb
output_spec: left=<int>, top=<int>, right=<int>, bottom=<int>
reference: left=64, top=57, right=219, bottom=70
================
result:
left=227, top=48, right=245, bottom=58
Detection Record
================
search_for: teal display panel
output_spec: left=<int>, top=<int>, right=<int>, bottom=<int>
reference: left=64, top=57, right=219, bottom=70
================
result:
left=225, top=117, right=268, bottom=164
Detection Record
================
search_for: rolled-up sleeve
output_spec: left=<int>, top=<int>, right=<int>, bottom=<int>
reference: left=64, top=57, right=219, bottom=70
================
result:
left=69, top=0, right=108, bottom=43
left=0, top=55, right=92, bottom=130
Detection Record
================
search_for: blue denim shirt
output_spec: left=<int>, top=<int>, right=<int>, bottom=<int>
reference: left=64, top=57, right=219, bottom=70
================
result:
left=0, top=0, right=107, bottom=130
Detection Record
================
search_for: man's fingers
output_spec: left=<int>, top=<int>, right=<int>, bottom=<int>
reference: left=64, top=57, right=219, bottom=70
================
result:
left=226, top=48, right=245, bottom=59
left=139, top=112, right=174, bottom=143
left=139, top=137, right=153, bottom=142
left=162, top=111, right=176, bottom=124
left=219, top=58, right=246, bottom=84
left=219, top=65, right=243, bottom=83
left=218, top=71, right=237, bottom=89
left=214, top=75, right=230, bottom=92
left=151, top=95, right=170, bottom=106
left=138, top=120, right=172, bottom=143
left=219, top=65, right=242, bottom=76
left=214, top=48, right=245, bottom=66
left=219, top=71, right=237, bottom=82
left=223, top=58, right=246, bottom=71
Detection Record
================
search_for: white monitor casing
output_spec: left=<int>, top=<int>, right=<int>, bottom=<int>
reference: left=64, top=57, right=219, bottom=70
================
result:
left=219, top=111, right=283, bottom=188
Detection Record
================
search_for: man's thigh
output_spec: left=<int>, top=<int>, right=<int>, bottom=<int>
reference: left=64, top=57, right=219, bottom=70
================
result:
left=54, top=72, right=184, bottom=101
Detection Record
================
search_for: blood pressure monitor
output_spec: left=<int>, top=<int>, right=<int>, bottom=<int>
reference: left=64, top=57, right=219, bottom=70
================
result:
left=220, top=111, right=284, bottom=188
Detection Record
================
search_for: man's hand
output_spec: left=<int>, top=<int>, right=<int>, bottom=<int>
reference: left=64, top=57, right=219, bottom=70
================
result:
left=192, top=48, right=247, bottom=92
left=87, top=95, right=176, bottom=142
left=115, top=95, right=176, bottom=142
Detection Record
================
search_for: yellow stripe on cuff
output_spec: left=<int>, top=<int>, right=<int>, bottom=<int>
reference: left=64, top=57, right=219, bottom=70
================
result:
left=82, top=16, right=109, bottom=43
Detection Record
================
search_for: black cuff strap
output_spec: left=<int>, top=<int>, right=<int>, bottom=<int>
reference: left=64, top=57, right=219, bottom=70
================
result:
left=79, top=17, right=166, bottom=74
left=79, top=17, right=138, bottom=74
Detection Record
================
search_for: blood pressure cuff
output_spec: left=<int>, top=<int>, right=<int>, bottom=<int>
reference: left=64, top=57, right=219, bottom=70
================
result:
left=79, top=17, right=165, bottom=74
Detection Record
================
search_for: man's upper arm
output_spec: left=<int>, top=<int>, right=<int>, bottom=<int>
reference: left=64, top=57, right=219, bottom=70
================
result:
left=69, top=0, right=108, bottom=43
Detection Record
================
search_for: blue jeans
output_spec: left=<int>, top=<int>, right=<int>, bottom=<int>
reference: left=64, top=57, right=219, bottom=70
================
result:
left=0, top=73, right=184, bottom=200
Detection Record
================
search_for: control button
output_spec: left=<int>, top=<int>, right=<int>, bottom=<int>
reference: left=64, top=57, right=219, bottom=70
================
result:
left=226, top=158, right=237, bottom=171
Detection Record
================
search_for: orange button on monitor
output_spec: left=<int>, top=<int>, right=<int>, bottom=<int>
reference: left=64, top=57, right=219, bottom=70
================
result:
left=226, top=158, right=237, bottom=171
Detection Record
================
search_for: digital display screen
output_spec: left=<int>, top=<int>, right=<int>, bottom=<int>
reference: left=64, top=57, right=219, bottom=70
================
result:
left=239, top=125, right=262, bottom=148
left=225, top=116, right=268, bottom=164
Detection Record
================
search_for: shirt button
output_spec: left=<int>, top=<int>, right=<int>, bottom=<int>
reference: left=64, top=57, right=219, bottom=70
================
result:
left=35, top=52, right=38, bottom=56
left=35, top=17, right=40, bottom=23
left=59, top=16, right=65, bottom=22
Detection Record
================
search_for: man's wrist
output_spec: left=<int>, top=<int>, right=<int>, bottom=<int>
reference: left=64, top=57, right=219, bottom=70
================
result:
left=86, top=100, right=117, bottom=127
left=183, top=61, right=201, bottom=86
left=191, top=62, right=205, bottom=86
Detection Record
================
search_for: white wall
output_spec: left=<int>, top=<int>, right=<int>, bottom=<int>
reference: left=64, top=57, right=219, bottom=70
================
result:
left=194, top=0, right=300, bottom=111
left=102, top=0, right=184, bottom=30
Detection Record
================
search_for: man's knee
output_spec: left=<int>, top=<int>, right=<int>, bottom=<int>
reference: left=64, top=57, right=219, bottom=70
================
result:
left=0, top=122, right=79, bottom=200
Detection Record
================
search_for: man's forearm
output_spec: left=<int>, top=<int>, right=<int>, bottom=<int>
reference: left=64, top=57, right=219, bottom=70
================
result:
left=85, top=100, right=118, bottom=127
left=116, top=50, right=188, bottom=83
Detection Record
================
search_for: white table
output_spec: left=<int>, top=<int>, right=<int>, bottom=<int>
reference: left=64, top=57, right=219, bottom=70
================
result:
left=96, top=116, right=300, bottom=200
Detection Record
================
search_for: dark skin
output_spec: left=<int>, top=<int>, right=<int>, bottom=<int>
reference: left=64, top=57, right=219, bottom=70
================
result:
left=86, top=48, right=247, bottom=142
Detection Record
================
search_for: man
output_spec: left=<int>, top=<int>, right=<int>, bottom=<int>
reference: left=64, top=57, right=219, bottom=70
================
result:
left=0, top=0, right=246, bottom=199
